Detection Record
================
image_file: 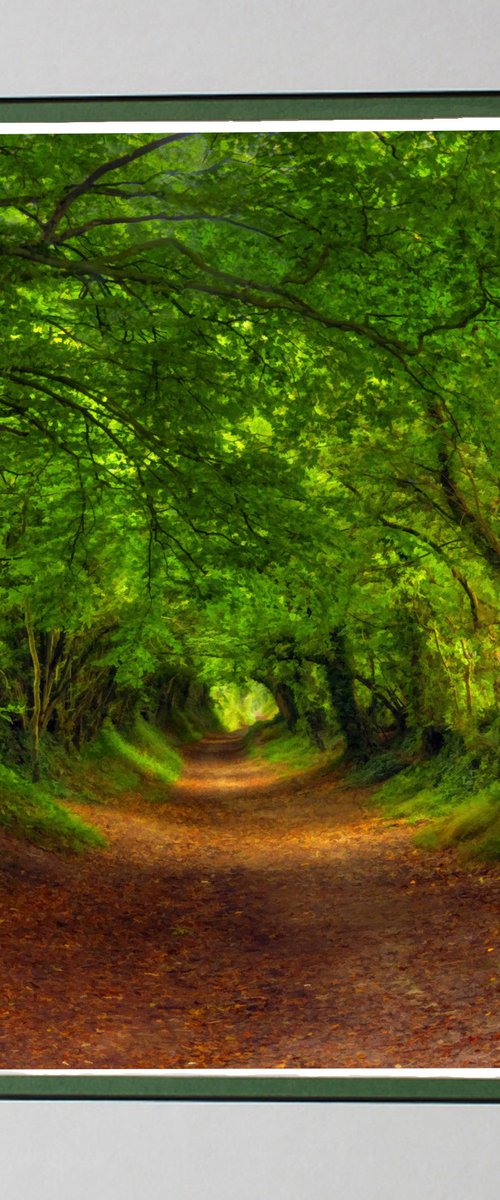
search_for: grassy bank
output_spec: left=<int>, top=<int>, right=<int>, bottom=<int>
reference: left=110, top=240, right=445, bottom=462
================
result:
left=247, top=715, right=500, bottom=864
left=245, top=718, right=343, bottom=777
left=98, top=718, right=182, bottom=789
left=0, top=761, right=105, bottom=853
left=348, top=724, right=500, bottom=862
left=0, top=718, right=183, bottom=853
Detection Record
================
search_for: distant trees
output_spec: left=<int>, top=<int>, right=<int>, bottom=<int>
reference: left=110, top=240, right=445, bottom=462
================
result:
left=0, top=130, right=498, bottom=776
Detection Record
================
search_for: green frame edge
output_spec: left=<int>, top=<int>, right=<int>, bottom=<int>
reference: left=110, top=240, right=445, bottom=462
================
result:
left=0, top=92, right=500, bottom=121
left=0, top=1076, right=498, bottom=1101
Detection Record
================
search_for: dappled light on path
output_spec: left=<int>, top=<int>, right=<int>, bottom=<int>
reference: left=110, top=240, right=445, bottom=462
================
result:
left=0, top=734, right=498, bottom=1069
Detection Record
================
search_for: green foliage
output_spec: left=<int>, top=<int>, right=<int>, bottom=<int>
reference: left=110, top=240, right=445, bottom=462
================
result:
left=418, top=783, right=500, bottom=861
left=374, top=743, right=480, bottom=819
left=366, top=728, right=500, bottom=859
left=166, top=709, right=204, bottom=744
left=250, top=726, right=320, bottom=774
left=0, top=762, right=105, bottom=852
left=211, top=682, right=277, bottom=731
left=347, top=750, right=410, bottom=786
left=0, top=130, right=498, bottom=847
left=100, top=720, right=182, bottom=790
left=247, top=719, right=342, bottom=776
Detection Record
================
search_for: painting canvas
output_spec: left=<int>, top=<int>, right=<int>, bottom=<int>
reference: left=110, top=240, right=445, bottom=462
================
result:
left=0, top=112, right=498, bottom=1093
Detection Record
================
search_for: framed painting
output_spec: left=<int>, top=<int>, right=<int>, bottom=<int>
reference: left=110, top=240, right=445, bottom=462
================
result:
left=0, top=7, right=498, bottom=1146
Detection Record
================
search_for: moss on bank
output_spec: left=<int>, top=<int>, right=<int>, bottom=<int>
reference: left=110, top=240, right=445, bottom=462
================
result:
left=248, top=715, right=500, bottom=863
left=0, top=717, right=183, bottom=852
left=245, top=717, right=343, bottom=777
left=349, top=722, right=500, bottom=862
left=0, top=761, right=105, bottom=853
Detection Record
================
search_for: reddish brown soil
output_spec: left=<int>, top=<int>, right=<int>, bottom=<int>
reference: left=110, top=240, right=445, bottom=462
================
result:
left=0, top=734, right=498, bottom=1067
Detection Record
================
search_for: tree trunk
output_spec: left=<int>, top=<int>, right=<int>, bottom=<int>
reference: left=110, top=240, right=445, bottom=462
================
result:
left=25, top=611, right=42, bottom=782
left=305, top=706, right=326, bottom=749
left=274, top=682, right=299, bottom=731
left=322, top=629, right=375, bottom=760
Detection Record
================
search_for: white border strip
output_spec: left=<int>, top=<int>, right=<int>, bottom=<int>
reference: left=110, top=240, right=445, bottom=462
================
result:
left=2, top=1069, right=499, bottom=1078
left=1, top=119, right=500, bottom=133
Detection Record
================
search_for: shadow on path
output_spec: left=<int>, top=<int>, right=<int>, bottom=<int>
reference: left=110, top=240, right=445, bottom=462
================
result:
left=0, top=731, right=498, bottom=1068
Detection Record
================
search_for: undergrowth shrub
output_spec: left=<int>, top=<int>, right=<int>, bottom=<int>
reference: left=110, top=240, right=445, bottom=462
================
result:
left=347, top=750, right=410, bottom=786
left=100, top=719, right=182, bottom=789
left=166, top=708, right=204, bottom=743
left=416, top=783, right=500, bottom=861
left=0, top=761, right=105, bottom=852
left=364, top=721, right=500, bottom=861
left=245, top=719, right=343, bottom=775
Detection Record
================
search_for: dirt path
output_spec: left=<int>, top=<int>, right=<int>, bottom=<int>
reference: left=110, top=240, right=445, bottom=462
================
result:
left=0, top=734, right=498, bottom=1067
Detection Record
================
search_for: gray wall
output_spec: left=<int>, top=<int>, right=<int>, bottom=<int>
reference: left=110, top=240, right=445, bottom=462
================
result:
left=0, top=1101, right=498, bottom=1199
left=1, top=0, right=500, bottom=97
